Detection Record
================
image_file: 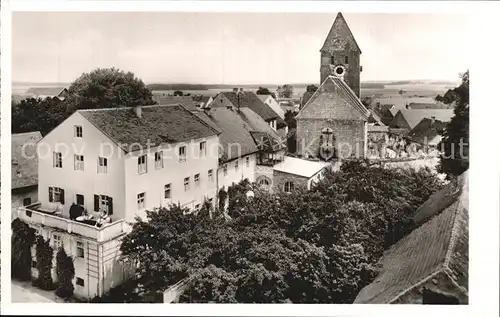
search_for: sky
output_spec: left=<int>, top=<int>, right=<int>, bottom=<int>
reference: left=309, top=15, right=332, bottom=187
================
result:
left=12, top=12, right=469, bottom=85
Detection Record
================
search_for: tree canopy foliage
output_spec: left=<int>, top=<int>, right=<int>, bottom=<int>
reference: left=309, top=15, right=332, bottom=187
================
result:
left=256, top=87, right=276, bottom=99
left=120, top=161, right=444, bottom=303
left=277, top=84, right=294, bottom=98
left=12, top=68, right=155, bottom=135
left=306, top=84, right=318, bottom=93
left=438, top=70, right=469, bottom=178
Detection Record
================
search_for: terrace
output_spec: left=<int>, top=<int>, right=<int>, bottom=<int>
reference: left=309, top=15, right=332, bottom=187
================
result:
left=17, top=202, right=129, bottom=242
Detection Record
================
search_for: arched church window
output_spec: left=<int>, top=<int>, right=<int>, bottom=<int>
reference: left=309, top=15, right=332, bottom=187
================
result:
left=330, top=56, right=335, bottom=65
left=345, top=56, right=349, bottom=64
left=284, top=181, right=295, bottom=193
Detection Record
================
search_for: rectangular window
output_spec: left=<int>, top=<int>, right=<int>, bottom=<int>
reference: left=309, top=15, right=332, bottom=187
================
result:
left=235, top=160, right=239, bottom=172
left=137, top=192, right=146, bottom=210
left=246, top=156, right=250, bottom=167
left=179, top=146, right=186, bottom=162
left=345, top=56, right=349, bottom=64
left=53, top=234, right=62, bottom=249
left=74, top=155, right=84, bottom=171
left=223, top=164, right=228, bottom=176
left=95, top=195, right=113, bottom=215
left=49, top=187, right=64, bottom=203
left=194, top=173, right=200, bottom=186
left=330, top=56, right=335, bottom=64
left=155, top=151, right=163, bottom=169
left=138, top=155, right=147, bottom=174
left=184, top=177, right=190, bottom=191
left=53, top=152, right=62, bottom=168
left=164, top=184, right=171, bottom=199
left=76, top=241, right=84, bottom=258
left=208, top=169, right=213, bottom=182
left=199, top=141, right=206, bottom=157
left=76, top=277, right=84, bottom=287
left=31, top=260, right=37, bottom=268
left=75, top=125, right=83, bottom=138
left=98, top=157, right=108, bottom=174
left=76, top=194, right=84, bottom=206
left=23, top=197, right=31, bottom=206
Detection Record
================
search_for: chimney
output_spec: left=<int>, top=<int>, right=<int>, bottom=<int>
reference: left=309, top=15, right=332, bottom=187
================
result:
left=430, top=116, right=436, bottom=125
left=134, top=106, right=142, bottom=118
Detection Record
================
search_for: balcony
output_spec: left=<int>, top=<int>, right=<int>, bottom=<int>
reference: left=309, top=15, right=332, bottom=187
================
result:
left=17, top=202, right=130, bottom=243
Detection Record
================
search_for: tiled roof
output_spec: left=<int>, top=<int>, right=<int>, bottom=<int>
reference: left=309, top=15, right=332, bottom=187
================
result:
left=26, top=87, right=67, bottom=97
left=152, top=95, right=198, bottom=111
left=12, top=131, right=42, bottom=189
left=320, top=12, right=361, bottom=53
left=218, top=91, right=279, bottom=122
left=394, top=109, right=454, bottom=130
left=273, top=156, right=328, bottom=178
left=79, top=105, right=219, bottom=153
left=408, top=118, right=448, bottom=145
left=193, top=107, right=283, bottom=162
left=193, top=107, right=259, bottom=161
left=296, top=76, right=370, bottom=120
left=355, top=171, right=468, bottom=304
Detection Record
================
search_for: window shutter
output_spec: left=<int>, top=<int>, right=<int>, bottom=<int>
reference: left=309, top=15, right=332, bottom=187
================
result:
left=94, top=195, right=100, bottom=212
left=49, top=187, right=53, bottom=202
left=108, top=197, right=113, bottom=215
left=60, top=189, right=65, bottom=204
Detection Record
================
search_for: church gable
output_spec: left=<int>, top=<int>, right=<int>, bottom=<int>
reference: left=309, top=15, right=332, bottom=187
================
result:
left=296, top=77, right=369, bottom=121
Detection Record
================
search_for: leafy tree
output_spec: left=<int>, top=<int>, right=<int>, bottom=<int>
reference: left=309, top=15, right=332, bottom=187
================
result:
left=12, top=68, right=155, bottom=135
left=11, top=219, right=37, bottom=281
left=284, top=110, right=297, bottom=129
left=173, top=90, right=184, bottom=96
left=34, top=235, right=55, bottom=290
left=12, top=98, right=68, bottom=136
left=119, top=166, right=443, bottom=303
left=55, top=247, right=75, bottom=299
left=64, top=67, right=155, bottom=112
left=438, top=70, right=469, bottom=178
left=256, top=87, right=276, bottom=99
left=306, top=84, right=318, bottom=93
left=280, top=84, right=294, bottom=98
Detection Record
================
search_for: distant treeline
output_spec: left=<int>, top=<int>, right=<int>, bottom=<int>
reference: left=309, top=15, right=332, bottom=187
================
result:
left=360, top=83, right=385, bottom=89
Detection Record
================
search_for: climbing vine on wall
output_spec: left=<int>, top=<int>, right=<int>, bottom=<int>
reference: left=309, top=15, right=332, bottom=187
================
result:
left=11, top=219, right=37, bottom=281
left=34, top=235, right=55, bottom=290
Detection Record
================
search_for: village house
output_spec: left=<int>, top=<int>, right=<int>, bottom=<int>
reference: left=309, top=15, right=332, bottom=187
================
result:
left=257, top=94, right=285, bottom=120
left=389, top=108, right=454, bottom=133
left=17, top=104, right=221, bottom=300
left=408, top=117, right=448, bottom=147
left=210, top=89, right=287, bottom=135
left=26, top=87, right=68, bottom=100
left=296, top=12, right=370, bottom=161
left=192, top=105, right=285, bottom=192
left=272, top=156, right=328, bottom=192
left=355, top=170, right=468, bottom=304
left=12, top=132, right=43, bottom=220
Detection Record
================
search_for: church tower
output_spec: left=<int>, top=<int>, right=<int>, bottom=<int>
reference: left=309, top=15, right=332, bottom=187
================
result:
left=320, top=12, right=362, bottom=97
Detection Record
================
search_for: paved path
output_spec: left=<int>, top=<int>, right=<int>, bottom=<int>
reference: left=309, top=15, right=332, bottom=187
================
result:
left=11, top=280, right=65, bottom=303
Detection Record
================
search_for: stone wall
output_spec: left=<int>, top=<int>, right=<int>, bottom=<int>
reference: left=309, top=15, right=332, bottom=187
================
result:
left=272, top=170, right=309, bottom=192
left=296, top=119, right=366, bottom=159
left=367, top=131, right=440, bottom=160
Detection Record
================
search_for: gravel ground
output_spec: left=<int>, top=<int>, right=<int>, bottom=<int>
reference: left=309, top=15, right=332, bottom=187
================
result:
left=11, top=280, right=65, bottom=303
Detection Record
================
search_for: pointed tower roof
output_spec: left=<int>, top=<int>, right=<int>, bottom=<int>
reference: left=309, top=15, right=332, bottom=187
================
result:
left=320, top=12, right=361, bottom=53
